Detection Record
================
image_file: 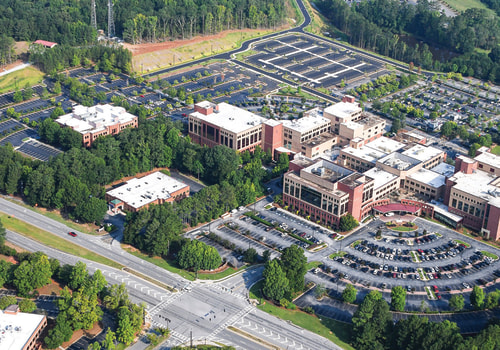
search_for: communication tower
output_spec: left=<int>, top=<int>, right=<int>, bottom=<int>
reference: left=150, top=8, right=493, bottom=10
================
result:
left=108, top=0, right=115, bottom=38
left=91, top=0, right=97, bottom=29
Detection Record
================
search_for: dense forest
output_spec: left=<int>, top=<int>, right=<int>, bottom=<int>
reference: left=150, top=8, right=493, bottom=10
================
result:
left=315, top=0, right=500, bottom=83
left=0, top=111, right=281, bottom=227
left=0, top=0, right=287, bottom=45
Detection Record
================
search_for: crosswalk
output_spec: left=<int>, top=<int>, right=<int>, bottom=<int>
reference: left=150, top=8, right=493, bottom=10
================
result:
left=206, top=304, right=254, bottom=341
left=210, top=283, right=248, bottom=301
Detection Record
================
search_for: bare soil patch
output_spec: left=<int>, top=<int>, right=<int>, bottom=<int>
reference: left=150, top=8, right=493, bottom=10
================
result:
left=36, top=279, right=64, bottom=296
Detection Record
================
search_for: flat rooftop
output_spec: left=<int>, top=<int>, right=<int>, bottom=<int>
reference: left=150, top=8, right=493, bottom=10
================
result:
left=282, top=115, right=330, bottom=133
left=0, top=310, right=45, bottom=350
left=303, top=159, right=353, bottom=184
left=190, top=102, right=266, bottom=134
left=341, top=115, right=384, bottom=131
left=324, top=101, right=361, bottom=119
left=401, top=144, right=443, bottom=163
left=449, top=169, right=500, bottom=203
left=366, top=136, right=405, bottom=154
left=341, top=145, right=386, bottom=164
left=107, top=171, right=188, bottom=209
left=475, top=151, right=500, bottom=170
left=377, top=152, right=420, bottom=171
left=431, top=162, right=456, bottom=177
left=364, top=167, right=398, bottom=190
left=56, top=104, right=136, bottom=134
left=407, top=168, right=446, bottom=188
left=303, top=132, right=336, bottom=148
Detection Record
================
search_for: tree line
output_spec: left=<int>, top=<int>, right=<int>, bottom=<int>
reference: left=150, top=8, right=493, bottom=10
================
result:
left=0, top=0, right=287, bottom=45
left=0, top=34, right=15, bottom=67
left=30, top=44, right=132, bottom=74
left=350, top=289, right=500, bottom=350
left=316, top=0, right=500, bottom=83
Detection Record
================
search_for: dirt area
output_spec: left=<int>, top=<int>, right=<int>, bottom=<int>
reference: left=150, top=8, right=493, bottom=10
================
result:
left=4, top=241, right=27, bottom=253
left=125, top=28, right=278, bottom=73
left=36, top=279, right=64, bottom=296
left=0, top=254, right=17, bottom=264
left=62, top=321, right=104, bottom=349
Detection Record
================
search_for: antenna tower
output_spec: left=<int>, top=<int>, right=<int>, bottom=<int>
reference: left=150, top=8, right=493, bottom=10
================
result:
left=107, top=0, right=115, bottom=38
left=91, top=0, right=97, bottom=30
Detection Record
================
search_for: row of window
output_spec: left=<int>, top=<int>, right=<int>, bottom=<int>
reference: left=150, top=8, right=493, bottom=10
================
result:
left=451, top=197, right=484, bottom=218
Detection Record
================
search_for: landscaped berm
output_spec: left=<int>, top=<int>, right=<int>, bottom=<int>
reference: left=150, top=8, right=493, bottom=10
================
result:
left=386, top=221, right=418, bottom=232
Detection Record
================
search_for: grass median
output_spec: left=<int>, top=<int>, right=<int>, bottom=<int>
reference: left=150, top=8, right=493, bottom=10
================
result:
left=250, top=280, right=354, bottom=350
left=0, top=213, right=123, bottom=269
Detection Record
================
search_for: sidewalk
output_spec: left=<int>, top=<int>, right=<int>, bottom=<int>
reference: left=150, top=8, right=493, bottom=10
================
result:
left=0, top=63, right=30, bottom=77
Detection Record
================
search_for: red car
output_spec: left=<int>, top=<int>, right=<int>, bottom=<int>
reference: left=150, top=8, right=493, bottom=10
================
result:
left=68, top=231, right=77, bottom=237
left=182, top=113, right=187, bottom=117
left=433, top=285, right=439, bottom=292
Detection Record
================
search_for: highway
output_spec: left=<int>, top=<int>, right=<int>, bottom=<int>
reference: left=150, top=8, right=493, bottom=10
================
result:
left=0, top=197, right=342, bottom=349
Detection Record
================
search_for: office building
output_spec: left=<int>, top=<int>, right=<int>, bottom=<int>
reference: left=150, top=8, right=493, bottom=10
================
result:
left=106, top=171, right=189, bottom=212
left=56, top=104, right=138, bottom=147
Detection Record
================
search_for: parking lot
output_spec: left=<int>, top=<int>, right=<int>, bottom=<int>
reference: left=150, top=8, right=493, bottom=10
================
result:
left=0, top=128, right=38, bottom=147
left=17, top=139, right=62, bottom=161
left=245, top=33, right=385, bottom=90
left=0, top=119, right=23, bottom=136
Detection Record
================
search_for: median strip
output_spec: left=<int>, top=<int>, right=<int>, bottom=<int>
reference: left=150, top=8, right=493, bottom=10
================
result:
left=0, top=212, right=123, bottom=269
left=227, top=326, right=281, bottom=350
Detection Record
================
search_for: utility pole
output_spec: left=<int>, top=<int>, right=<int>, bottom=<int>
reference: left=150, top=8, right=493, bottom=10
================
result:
left=91, top=0, right=97, bottom=30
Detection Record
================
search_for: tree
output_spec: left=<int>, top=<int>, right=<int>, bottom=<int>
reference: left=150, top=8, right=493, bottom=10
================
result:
left=103, top=284, right=129, bottom=311
left=102, top=328, right=117, bottom=350
left=177, top=239, right=222, bottom=273
left=68, top=261, right=88, bottom=290
left=449, top=294, right=465, bottom=311
left=342, top=284, right=357, bottom=304
left=0, top=296, right=17, bottom=309
left=116, top=307, right=135, bottom=345
left=262, top=259, right=289, bottom=301
left=391, top=286, right=406, bottom=311
left=243, top=247, right=258, bottom=263
left=19, top=298, right=37, bottom=312
left=470, top=285, right=485, bottom=309
left=485, top=290, right=500, bottom=309
left=279, top=245, right=307, bottom=293
left=339, top=214, right=359, bottom=232
left=352, top=290, right=392, bottom=350
left=74, top=197, right=108, bottom=223
left=13, top=261, right=35, bottom=296
left=0, top=218, right=5, bottom=246
left=262, top=250, right=271, bottom=262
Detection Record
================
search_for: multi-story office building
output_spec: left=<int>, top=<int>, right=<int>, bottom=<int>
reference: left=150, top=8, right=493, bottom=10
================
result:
left=56, top=104, right=138, bottom=147
left=323, top=95, right=386, bottom=145
left=445, top=155, right=500, bottom=240
left=188, top=101, right=266, bottom=153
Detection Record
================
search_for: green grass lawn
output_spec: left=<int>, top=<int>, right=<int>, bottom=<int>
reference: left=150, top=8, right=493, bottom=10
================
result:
left=123, top=246, right=246, bottom=281
left=441, top=0, right=490, bottom=12
left=1, top=197, right=98, bottom=235
left=491, top=146, right=500, bottom=155
left=0, top=212, right=123, bottom=269
left=329, top=251, right=346, bottom=259
left=250, top=281, right=354, bottom=349
left=481, top=251, right=499, bottom=259
left=454, top=239, right=471, bottom=248
left=0, top=66, right=44, bottom=94
left=306, top=261, right=322, bottom=270
left=388, top=225, right=417, bottom=232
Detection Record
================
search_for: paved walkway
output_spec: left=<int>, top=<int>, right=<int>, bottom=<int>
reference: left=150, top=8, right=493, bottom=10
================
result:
left=0, top=63, right=30, bottom=77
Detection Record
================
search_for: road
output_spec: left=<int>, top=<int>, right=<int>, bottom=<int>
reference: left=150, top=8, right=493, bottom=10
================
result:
left=142, top=0, right=428, bottom=104
left=0, top=197, right=341, bottom=350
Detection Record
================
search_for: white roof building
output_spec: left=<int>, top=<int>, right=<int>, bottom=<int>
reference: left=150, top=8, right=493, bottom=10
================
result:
left=56, top=104, right=136, bottom=135
left=0, top=309, right=46, bottom=350
left=106, top=171, right=189, bottom=211
left=189, top=102, right=266, bottom=134
left=402, top=144, right=443, bottom=163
